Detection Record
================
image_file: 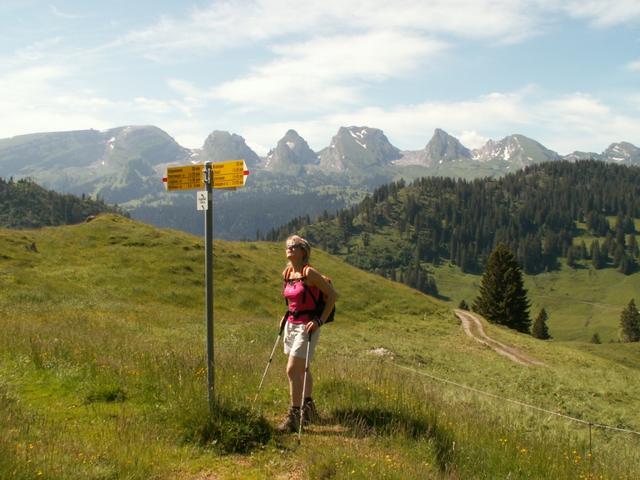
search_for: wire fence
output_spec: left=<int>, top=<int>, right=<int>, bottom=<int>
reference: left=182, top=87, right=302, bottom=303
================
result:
left=394, top=362, right=640, bottom=437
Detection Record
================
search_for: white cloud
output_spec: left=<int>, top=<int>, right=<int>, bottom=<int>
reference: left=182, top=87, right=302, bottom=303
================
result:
left=237, top=91, right=530, bottom=154
left=558, top=0, right=640, bottom=27
left=626, top=59, right=640, bottom=72
left=239, top=89, right=640, bottom=156
left=630, top=94, right=640, bottom=111
left=458, top=131, right=489, bottom=149
left=133, top=97, right=173, bottom=114
left=120, top=0, right=547, bottom=60
left=0, top=65, right=112, bottom=136
left=539, top=92, right=640, bottom=152
left=0, top=60, right=197, bottom=142
left=49, top=4, right=84, bottom=20
left=212, top=31, right=446, bottom=110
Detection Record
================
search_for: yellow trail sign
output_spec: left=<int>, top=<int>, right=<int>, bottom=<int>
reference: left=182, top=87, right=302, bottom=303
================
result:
left=163, top=164, right=205, bottom=191
left=212, top=160, right=249, bottom=189
left=163, top=160, right=249, bottom=191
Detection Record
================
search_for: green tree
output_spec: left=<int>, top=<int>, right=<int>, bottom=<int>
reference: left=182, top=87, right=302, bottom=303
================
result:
left=591, top=240, right=604, bottom=269
left=566, top=247, right=577, bottom=269
left=619, top=299, right=640, bottom=342
left=630, top=234, right=639, bottom=258
left=458, top=299, right=469, bottom=311
left=473, top=244, right=531, bottom=333
left=531, top=308, right=551, bottom=340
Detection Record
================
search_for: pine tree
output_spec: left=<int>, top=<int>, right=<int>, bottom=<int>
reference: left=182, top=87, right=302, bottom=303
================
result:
left=619, top=253, right=637, bottom=275
left=566, top=246, right=576, bottom=269
left=619, top=299, right=640, bottom=342
left=591, top=240, right=604, bottom=269
left=473, top=244, right=531, bottom=333
left=630, top=234, right=639, bottom=258
left=532, top=308, right=551, bottom=339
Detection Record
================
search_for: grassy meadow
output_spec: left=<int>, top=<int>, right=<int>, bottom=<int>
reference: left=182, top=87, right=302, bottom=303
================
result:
left=1, top=215, right=639, bottom=479
left=431, top=231, right=640, bottom=344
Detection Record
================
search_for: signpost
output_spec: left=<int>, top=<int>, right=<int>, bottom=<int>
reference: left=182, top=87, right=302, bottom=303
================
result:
left=163, top=160, right=249, bottom=415
left=164, top=164, right=205, bottom=191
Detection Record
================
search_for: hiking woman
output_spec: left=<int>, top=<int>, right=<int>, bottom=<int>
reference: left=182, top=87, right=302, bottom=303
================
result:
left=277, top=235, right=337, bottom=432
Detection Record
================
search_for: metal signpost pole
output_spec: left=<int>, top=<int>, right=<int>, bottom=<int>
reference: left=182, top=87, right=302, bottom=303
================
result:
left=204, top=162, right=215, bottom=415
left=163, top=159, right=249, bottom=417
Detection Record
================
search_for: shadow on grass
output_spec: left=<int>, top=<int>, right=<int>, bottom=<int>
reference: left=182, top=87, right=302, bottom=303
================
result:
left=179, top=398, right=272, bottom=454
left=331, top=407, right=455, bottom=472
left=84, top=385, right=127, bottom=404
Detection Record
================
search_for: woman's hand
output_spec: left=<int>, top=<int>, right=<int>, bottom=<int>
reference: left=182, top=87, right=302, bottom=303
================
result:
left=304, top=320, right=319, bottom=336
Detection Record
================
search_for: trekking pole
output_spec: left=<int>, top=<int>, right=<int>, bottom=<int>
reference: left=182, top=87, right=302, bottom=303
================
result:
left=253, top=316, right=286, bottom=406
left=297, top=330, right=312, bottom=444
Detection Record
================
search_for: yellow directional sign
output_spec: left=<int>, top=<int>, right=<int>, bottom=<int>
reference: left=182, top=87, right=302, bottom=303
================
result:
left=163, top=164, right=205, bottom=191
left=212, top=160, right=248, bottom=189
left=163, top=160, right=249, bottom=191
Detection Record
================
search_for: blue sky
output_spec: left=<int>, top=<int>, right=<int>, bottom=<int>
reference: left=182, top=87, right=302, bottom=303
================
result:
left=1, top=0, right=639, bottom=155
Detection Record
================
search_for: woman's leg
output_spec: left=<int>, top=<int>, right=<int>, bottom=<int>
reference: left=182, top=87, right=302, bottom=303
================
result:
left=286, top=355, right=312, bottom=405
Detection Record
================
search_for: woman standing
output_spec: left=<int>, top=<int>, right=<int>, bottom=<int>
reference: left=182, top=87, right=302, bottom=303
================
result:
left=277, top=235, right=337, bottom=432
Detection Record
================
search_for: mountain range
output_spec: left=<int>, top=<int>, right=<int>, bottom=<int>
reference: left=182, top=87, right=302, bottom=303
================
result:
left=0, top=125, right=638, bottom=238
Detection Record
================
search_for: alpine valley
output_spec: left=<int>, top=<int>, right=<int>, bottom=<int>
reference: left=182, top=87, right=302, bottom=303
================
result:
left=1, top=125, right=638, bottom=239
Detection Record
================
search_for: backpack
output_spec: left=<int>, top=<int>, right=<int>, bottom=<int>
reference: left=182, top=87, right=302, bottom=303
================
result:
left=283, top=264, right=335, bottom=324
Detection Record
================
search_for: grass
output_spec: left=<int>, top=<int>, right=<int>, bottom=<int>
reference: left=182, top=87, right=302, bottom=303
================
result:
left=430, top=254, right=640, bottom=344
left=1, top=215, right=639, bottom=478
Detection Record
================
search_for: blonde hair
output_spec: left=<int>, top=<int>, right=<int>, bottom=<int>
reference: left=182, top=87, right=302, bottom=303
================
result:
left=286, top=235, right=311, bottom=264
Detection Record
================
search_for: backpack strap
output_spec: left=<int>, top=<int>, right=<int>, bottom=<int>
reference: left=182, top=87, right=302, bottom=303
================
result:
left=301, top=265, right=320, bottom=306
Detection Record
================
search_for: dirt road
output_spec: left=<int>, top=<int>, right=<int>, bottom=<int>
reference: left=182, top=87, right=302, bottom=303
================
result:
left=454, top=309, right=545, bottom=366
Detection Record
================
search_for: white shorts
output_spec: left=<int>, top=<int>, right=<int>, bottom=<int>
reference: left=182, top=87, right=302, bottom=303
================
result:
left=283, top=322, right=320, bottom=361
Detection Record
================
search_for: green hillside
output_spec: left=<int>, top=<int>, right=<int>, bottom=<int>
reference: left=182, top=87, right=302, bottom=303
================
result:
left=430, top=256, right=640, bottom=343
left=0, top=177, right=128, bottom=228
left=1, top=216, right=639, bottom=478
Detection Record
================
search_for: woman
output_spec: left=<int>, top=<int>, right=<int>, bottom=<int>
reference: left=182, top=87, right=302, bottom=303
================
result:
left=277, top=235, right=337, bottom=433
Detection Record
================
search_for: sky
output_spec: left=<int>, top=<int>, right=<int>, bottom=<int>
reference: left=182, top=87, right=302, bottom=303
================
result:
left=1, top=0, right=639, bottom=156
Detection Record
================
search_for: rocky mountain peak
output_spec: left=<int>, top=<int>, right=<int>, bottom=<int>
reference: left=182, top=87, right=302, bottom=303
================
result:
left=101, top=125, right=189, bottom=168
left=319, top=126, right=401, bottom=171
left=472, top=134, right=560, bottom=167
left=602, top=142, right=640, bottom=164
left=265, top=129, right=318, bottom=173
left=421, top=129, right=471, bottom=166
left=201, top=130, right=261, bottom=168
left=562, top=151, right=602, bottom=162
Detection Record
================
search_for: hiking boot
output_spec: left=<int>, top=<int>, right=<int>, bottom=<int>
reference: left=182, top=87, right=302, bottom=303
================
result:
left=276, top=407, right=300, bottom=433
left=302, top=398, right=320, bottom=425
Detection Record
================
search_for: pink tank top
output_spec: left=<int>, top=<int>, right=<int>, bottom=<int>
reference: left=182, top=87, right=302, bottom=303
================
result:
left=283, top=278, right=321, bottom=325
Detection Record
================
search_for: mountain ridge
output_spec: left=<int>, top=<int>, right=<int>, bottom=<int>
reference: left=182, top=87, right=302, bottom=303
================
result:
left=1, top=124, right=638, bottom=239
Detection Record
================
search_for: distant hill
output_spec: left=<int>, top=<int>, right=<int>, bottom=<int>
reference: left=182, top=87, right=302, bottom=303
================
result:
left=0, top=177, right=128, bottom=229
left=267, top=160, right=640, bottom=293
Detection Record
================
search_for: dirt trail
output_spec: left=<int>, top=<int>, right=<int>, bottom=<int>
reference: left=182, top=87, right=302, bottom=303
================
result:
left=454, top=309, right=545, bottom=366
